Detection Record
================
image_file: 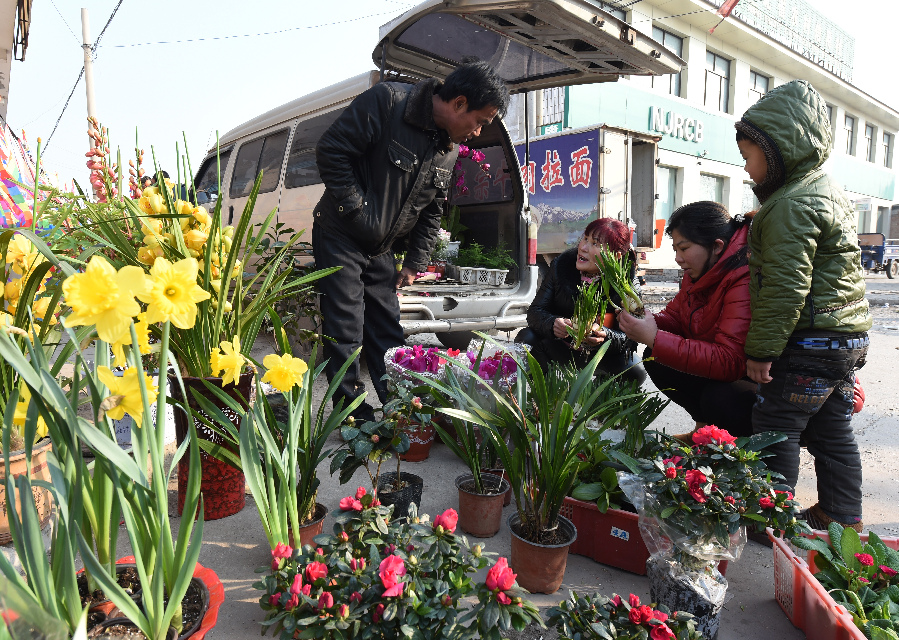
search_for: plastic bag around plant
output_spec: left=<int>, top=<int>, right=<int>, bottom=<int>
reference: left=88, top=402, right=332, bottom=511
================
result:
left=647, top=555, right=727, bottom=640
left=618, top=472, right=747, bottom=565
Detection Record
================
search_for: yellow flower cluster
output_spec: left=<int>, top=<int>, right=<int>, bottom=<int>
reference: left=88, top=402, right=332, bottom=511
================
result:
left=61, top=254, right=211, bottom=427
left=136, top=185, right=239, bottom=280
left=210, top=336, right=246, bottom=386
left=261, top=353, right=308, bottom=393
left=2, top=234, right=56, bottom=329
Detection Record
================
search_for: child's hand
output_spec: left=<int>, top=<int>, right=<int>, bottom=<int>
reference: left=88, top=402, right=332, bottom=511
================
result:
left=746, top=359, right=773, bottom=384
left=618, top=310, right=658, bottom=348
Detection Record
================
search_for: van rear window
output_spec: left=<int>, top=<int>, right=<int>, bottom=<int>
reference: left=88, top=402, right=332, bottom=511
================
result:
left=194, top=150, right=231, bottom=202
left=229, top=129, right=289, bottom=198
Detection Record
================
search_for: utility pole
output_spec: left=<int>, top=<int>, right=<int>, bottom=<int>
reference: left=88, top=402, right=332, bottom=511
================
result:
left=81, top=8, right=97, bottom=148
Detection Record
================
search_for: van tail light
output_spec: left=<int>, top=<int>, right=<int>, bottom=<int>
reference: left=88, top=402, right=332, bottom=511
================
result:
left=527, top=221, right=538, bottom=265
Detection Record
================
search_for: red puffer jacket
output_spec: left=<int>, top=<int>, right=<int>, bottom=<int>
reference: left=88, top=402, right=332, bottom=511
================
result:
left=652, top=224, right=750, bottom=382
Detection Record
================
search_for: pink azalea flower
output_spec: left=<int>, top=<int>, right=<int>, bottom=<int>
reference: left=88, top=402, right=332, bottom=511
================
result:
left=355, top=486, right=367, bottom=500
left=305, top=561, right=328, bottom=583
left=317, top=591, right=334, bottom=610
left=855, top=553, right=874, bottom=566
left=289, top=573, right=303, bottom=595
left=611, top=595, right=622, bottom=608
left=350, top=591, right=363, bottom=604
left=497, top=591, right=512, bottom=605
left=379, top=555, right=406, bottom=597
left=434, top=509, right=458, bottom=534
left=685, top=469, right=708, bottom=503
left=372, top=603, right=385, bottom=622
left=269, top=593, right=281, bottom=607
left=759, top=496, right=775, bottom=509
left=650, top=623, right=677, bottom=640
left=628, top=593, right=640, bottom=607
left=485, top=557, right=516, bottom=592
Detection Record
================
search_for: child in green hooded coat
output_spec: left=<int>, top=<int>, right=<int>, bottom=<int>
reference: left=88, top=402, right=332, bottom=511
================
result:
left=736, top=79, right=871, bottom=533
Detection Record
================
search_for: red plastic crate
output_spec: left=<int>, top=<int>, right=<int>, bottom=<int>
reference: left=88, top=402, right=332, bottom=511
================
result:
left=769, top=528, right=899, bottom=640
left=561, top=497, right=651, bottom=574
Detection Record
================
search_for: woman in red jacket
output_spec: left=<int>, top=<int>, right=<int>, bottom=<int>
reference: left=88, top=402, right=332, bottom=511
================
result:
left=618, top=201, right=755, bottom=437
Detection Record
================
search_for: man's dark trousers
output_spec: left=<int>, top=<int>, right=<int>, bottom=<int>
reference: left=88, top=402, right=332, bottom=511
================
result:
left=312, top=215, right=404, bottom=418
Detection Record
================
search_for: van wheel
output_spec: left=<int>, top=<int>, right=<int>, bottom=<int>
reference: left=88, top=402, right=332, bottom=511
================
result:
left=435, top=331, right=483, bottom=352
left=888, top=259, right=898, bottom=279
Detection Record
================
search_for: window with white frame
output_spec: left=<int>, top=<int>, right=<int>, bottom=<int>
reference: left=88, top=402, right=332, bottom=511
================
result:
left=651, top=27, right=683, bottom=96
left=705, top=52, right=730, bottom=113
left=884, top=132, right=893, bottom=168
left=540, top=87, right=565, bottom=129
left=748, top=71, right=769, bottom=104
left=865, top=124, right=876, bottom=162
left=845, top=114, right=856, bottom=155
left=700, top=173, right=725, bottom=204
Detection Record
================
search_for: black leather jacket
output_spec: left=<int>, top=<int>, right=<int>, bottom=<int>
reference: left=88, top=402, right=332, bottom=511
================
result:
left=527, top=248, right=640, bottom=356
left=314, top=79, right=459, bottom=270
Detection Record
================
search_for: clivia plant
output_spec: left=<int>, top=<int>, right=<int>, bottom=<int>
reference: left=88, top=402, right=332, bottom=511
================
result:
left=255, top=491, right=541, bottom=640
left=547, top=590, right=704, bottom=640
left=793, top=523, right=899, bottom=638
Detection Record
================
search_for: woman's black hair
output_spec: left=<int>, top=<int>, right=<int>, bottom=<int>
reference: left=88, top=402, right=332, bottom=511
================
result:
left=666, top=201, right=750, bottom=273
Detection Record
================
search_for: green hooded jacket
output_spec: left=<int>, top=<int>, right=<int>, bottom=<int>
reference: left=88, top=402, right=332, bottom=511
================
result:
left=737, top=80, right=871, bottom=361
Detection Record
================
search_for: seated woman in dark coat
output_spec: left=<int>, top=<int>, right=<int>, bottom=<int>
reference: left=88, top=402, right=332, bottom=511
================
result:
left=618, top=201, right=755, bottom=438
left=517, top=218, right=645, bottom=383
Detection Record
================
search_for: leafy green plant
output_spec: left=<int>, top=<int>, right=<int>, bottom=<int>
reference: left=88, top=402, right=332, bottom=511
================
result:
left=440, top=204, right=469, bottom=243
left=453, top=242, right=487, bottom=269
left=596, top=246, right=643, bottom=317
left=565, top=280, right=606, bottom=350
left=793, top=523, right=899, bottom=636
left=483, top=243, right=515, bottom=270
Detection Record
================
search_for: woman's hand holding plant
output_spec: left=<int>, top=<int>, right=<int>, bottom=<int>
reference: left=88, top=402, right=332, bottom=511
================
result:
left=618, top=310, right=658, bottom=348
left=552, top=317, right=572, bottom=338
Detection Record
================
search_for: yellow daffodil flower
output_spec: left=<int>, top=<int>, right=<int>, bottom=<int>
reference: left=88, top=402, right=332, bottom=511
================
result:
left=31, top=297, right=57, bottom=327
left=5, top=235, right=45, bottom=276
left=261, top=353, right=308, bottom=393
left=137, top=244, right=165, bottom=266
left=138, top=257, right=211, bottom=329
left=13, top=384, right=48, bottom=440
left=63, top=256, right=149, bottom=344
left=109, top=312, right=152, bottom=367
left=5, top=279, right=21, bottom=302
left=185, top=228, right=209, bottom=252
left=97, top=366, right=158, bottom=428
left=210, top=336, right=245, bottom=386
left=193, top=207, right=210, bottom=226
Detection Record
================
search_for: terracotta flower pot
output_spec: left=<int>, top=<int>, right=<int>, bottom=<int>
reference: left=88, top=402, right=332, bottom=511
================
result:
left=399, top=421, right=435, bottom=462
left=602, top=312, right=616, bottom=328
left=456, top=473, right=509, bottom=538
left=287, top=503, right=329, bottom=549
left=0, top=437, right=53, bottom=544
left=508, top=513, right=577, bottom=594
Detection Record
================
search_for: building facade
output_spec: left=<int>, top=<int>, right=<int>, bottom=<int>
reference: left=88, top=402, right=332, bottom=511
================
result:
left=511, top=0, right=899, bottom=267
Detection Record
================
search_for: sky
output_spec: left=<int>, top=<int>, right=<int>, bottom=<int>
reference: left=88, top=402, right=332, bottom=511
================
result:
left=8, top=0, right=899, bottom=188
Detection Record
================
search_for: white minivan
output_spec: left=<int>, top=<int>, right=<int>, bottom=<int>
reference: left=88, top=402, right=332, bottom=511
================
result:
left=192, top=0, right=682, bottom=349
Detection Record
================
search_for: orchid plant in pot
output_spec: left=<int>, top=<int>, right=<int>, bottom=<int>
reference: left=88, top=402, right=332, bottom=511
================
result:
left=433, top=333, right=644, bottom=593
left=255, top=490, right=542, bottom=640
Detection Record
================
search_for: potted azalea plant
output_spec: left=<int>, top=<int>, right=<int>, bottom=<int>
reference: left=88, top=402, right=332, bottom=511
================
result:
left=255, top=491, right=542, bottom=640
left=547, top=590, right=704, bottom=640
left=619, top=425, right=812, bottom=638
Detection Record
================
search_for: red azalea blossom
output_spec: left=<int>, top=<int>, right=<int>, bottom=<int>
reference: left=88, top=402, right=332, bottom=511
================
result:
left=372, top=603, right=386, bottom=622
left=629, top=607, right=643, bottom=624
left=339, top=496, right=364, bottom=511
left=497, top=592, right=512, bottom=605
left=434, top=509, right=459, bottom=534
left=628, top=593, right=640, bottom=607
left=318, top=592, right=334, bottom=610
left=269, top=593, right=281, bottom=607
left=486, top=557, right=517, bottom=592
left=289, top=573, right=304, bottom=595
left=662, top=456, right=683, bottom=467
left=272, top=542, right=292, bottom=559
left=855, top=553, right=875, bottom=566
left=285, top=593, right=300, bottom=611
left=350, top=591, right=363, bottom=604
left=301, top=584, right=311, bottom=596
left=379, top=554, right=407, bottom=597
left=650, top=623, right=677, bottom=640
left=759, top=496, right=775, bottom=509
left=724, top=496, right=736, bottom=505
left=684, top=469, right=708, bottom=503
left=775, top=489, right=794, bottom=500
left=355, top=486, right=367, bottom=500
left=637, top=605, right=655, bottom=623
left=611, top=595, right=622, bottom=608
left=338, top=604, right=349, bottom=619
left=692, top=425, right=737, bottom=446
left=350, top=557, right=366, bottom=572
left=652, top=609, right=669, bottom=623
left=880, top=565, right=898, bottom=577
left=665, top=467, right=677, bottom=479
left=305, top=561, right=328, bottom=583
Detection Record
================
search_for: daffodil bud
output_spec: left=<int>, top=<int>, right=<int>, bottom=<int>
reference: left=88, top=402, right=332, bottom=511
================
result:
left=223, top=225, right=235, bottom=238
left=210, top=279, right=222, bottom=294
left=222, top=301, right=232, bottom=313
left=187, top=249, right=200, bottom=258
left=222, top=236, right=232, bottom=251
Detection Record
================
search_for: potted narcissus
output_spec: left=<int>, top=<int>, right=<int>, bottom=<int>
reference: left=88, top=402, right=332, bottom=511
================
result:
left=76, top=121, right=338, bottom=519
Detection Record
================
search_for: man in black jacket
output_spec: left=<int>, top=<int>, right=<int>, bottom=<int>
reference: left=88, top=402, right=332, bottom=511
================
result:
left=313, top=61, right=509, bottom=421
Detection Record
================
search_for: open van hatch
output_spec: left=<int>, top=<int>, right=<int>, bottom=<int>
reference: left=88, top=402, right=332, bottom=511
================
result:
left=374, top=0, right=684, bottom=92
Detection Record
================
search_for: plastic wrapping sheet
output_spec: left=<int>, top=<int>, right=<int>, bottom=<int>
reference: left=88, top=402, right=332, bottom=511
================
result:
left=618, top=472, right=747, bottom=565
left=384, top=345, right=447, bottom=384
left=446, top=339, right=529, bottom=393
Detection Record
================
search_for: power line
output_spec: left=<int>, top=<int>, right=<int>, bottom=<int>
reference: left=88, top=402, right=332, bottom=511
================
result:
left=106, top=9, right=411, bottom=49
left=48, top=0, right=81, bottom=45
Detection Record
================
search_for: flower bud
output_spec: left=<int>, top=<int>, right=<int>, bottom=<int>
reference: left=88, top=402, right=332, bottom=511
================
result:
left=371, top=435, right=379, bottom=443
left=472, top=545, right=482, bottom=557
